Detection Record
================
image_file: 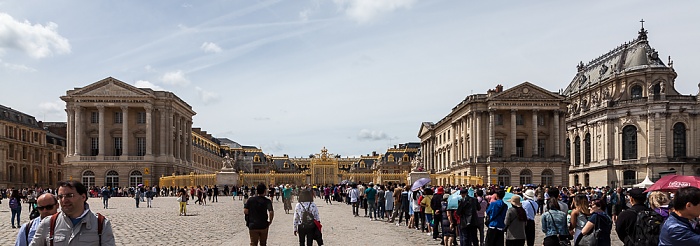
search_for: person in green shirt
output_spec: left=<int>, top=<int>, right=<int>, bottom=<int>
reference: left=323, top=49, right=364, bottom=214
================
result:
left=282, top=184, right=293, bottom=214
left=365, top=183, right=378, bottom=220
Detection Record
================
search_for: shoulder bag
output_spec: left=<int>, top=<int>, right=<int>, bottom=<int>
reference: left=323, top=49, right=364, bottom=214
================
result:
left=548, top=212, right=572, bottom=246
left=577, top=212, right=604, bottom=246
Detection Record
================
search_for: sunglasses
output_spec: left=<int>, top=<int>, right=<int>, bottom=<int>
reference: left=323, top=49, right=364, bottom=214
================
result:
left=36, top=203, right=56, bottom=211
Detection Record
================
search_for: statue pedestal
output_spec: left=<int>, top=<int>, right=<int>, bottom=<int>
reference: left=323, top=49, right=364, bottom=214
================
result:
left=408, top=171, right=431, bottom=185
left=216, top=169, right=239, bottom=187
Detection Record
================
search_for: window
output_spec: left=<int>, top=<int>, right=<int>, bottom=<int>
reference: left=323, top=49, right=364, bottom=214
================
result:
left=630, top=85, right=643, bottom=99
left=516, top=139, right=525, bottom=157
left=516, top=114, right=524, bottom=125
left=105, top=170, right=119, bottom=188
left=623, top=170, right=636, bottom=186
left=388, top=154, right=395, bottom=162
left=538, top=139, right=546, bottom=157
left=8, top=126, right=15, bottom=139
left=538, top=116, right=545, bottom=126
left=519, top=169, right=532, bottom=186
left=22, top=167, right=28, bottom=183
left=114, top=137, right=122, bottom=156
left=91, top=111, right=99, bottom=123
left=566, top=138, right=571, bottom=164
left=22, top=146, right=27, bottom=160
left=574, top=175, right=579, bottom=186
left=48, top=152, right=53, bottom=163
left=360, top=160, right=366, bottom=168
left=447, top=130, right=450, bottom=141
left=8, top=166, right=15, bottom=182
left=136, top=137, right=146, bottom=156
left=33, top=132, right=39, bottom=142
left=584, top=173, right=590, bottom=187
left=495, top=114, right=503, bottom=126
left=21, top=130, right=27, bottom=141
left=574, top=136, right=581, bottom=166
left=82, top=170, right=95, bottom=187
left=402, top=154, right=409, bottom=162
left=696, top=168, right=700, bottom=176
left=585, top=133, right=591, bottom=164
left=253, top=154, right=261, bottom=162
left=91, top=137, right=99, bottom=156
left=49, top=170, right=54, bottom=186
left=494, top=138, right=504, bottom=157
left=129, top=170, right=143, bottom=188
left=8, top=144, right=14, bottom=158
left=498, top=169, right=511, bottom=186
left=673, top=123, right=686, bottom=158
left=114, top=112, right=123, bottom=124
left=541, top=169, right=554, bottom=186
left=284, top=161, right=289, bottom=168
left=137, top=112, right=146, bottom=124
left=622, top=125, right=638, bottom=160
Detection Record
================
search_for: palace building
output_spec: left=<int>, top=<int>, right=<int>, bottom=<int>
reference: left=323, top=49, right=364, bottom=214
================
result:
left=0, top=105, right=66, bottom=188
left=564, top=26, right=700, bottom=187
left=418, top=82, right=569, bottom=187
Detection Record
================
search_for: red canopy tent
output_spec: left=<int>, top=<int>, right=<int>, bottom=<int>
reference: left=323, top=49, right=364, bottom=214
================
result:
left=645, top=175, right=700, bottom=192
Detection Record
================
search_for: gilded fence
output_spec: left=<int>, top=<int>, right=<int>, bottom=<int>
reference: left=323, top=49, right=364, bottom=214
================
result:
left=159, top=172, right=217, bottom=188
left=430, top=174, right=484, bottom=186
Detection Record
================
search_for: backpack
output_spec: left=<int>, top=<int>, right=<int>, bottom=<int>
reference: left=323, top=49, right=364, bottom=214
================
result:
left=626, top=208, right=663, bottom=246
left=299, top=203, right=316, bottom=230
left=50, top=212, right=105, bottom=246
left=9, top=198, right=19, bottom=209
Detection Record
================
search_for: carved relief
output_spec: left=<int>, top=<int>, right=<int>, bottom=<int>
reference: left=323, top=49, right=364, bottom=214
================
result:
left=82, top=82, right=143, bottom=97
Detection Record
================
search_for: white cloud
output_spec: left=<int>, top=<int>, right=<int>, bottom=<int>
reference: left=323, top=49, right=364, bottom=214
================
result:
left=200, top=42, right=222, bottom=53
left=0, top=13, right=71, bottom=58
left=38, top=100, right=64, bottom=112
left=357, top=129, right=394, bottom=141
left=160, top=70, right=190, bottom=86
left=262, top=141, right=285, bottom=152
left=0, top=59, right=36, bottom=72
left=144, top=65, right=156, bottom=72
left=134, top=80, right=164, bottom=91
left=195, top=86, right=220, bottom=105
left=333, top=0, right=416, bottom=23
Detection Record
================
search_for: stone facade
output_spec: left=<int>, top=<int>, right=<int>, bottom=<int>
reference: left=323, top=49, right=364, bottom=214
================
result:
left=564, top=27, right=700, bottom=187
left=0, top=105, right=66, bottom=188
left=61, top=77, right=196, bottom=188
left=418, top=82, right=569, bottom=187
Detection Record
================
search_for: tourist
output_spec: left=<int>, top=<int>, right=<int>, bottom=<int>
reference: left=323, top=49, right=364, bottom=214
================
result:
left=389, top=183, right=403, bottom=223
left=15, top=193, right=59, bottom=246
left=283, top=184, right=293, bottom=214
left=419, top=187, right=434, bottom=234
left=485, top=189, right=507, bottom=246
left=400, top=184, right=411, bottom=227
left=521, top=189, right=538, bottom=246
left=615, top=188, right=658, bottom=246
left=384, top=184, right=394, bottom=222
left=430, top=186, right=444, bottom=241
left=544, top=187, right=568, bottom=214
left=323, top=185, right=332, bottom=205
left=579, top=198, right=612, bottom=246
left=648, top=191, right=671, bottom=220
left=410, top=188, right=421, bottom=229
left=293, top=189, right=321, bottom=246
left=212, top=185, right=219, bottom=202
left=611, top=187, right=625, bottom=223
left=505, top=194, right=527, bottom=246
left=244, top=183, right=274, bottom=246
left=133, top=186, right=142, bottom=208
left=569, top=193, right=591, bottom=243
left=358, top=182, right=366, bottom=216
left=349, top=184, right=360, bottom=216
left=658, top=186, right=700, bottom=245
left=475, top=189, right=487, bottom=245
left=440, top=193, right=455, bottom=246
left=145, top=187, right=155, bottom=208
left=376, top=185, right=386, bottom=220
left=101, top=186, right=111, bottom=209
left=177, top=188, right=188, bottom=216
left=9, top=189, right=22, bottom=228
left=541, top=198, right=570, bottom=246
left=29, top=180, right=115, bottom=245
left=457, top=188, right=479, bottom=246
left=365, top=182, right=377, bottom=220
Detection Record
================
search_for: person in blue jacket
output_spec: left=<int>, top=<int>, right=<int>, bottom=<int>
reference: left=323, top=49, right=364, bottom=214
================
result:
left=659, top=186, right=700, bottom=246
left=485, top=189, right=507, bottom=246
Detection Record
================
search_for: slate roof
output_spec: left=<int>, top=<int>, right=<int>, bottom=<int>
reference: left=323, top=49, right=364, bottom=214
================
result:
left=0, top=104, right=42, bottom=129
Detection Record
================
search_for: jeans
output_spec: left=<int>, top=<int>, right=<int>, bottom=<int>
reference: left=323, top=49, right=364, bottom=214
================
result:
left=352, top=202, right=359, bottom=215
left=103, top=198, right=109, bottom=208
left=459, top=226, right=479, bottom=246
left=400, top=206, right=409, bottom=225
left=367, top=200, right=376, bottom=219
left=377, top=202, right=386, bottom=219
left=135, top=198, right=140, bottom=208
left=248, top=227, right=269, bottom=246
left=425, top=214, right=434, bottom=229
left=10, top=208, right=21, bottom=227
left=146, top=197, right=153, bottom=208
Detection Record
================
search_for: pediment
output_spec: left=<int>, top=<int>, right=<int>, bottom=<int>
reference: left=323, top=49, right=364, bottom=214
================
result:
left=71, top=77, right=151, bottom=97
left=491, top=82, right=564, bottom=101
left=417, top=122, right=434, bottom=138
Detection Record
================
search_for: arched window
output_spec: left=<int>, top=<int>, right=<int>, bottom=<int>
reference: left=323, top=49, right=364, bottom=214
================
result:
left=585, top=133, right=591, bottom=164
left=388, top=155, right=395, bottom=162
left=584, top=173, right=590, bottom=187
left=402, top=154, right=409, bottom=162
left=519, top=169, right=532, bottom=186
left=623, top=170, right=636, bottom=186
left=129, top=170, right=143, bottom=188
left=574, top=136, right=581, bottom=166
left=631, top=85, right=643, bottom=99
left=566, top=138, right=571, bottom=165
left=622, top=125, right=638, bottom=160
left=105, top=170, right=119, bottom=188
left=673, top=123, right=687, bottom=158
left=541, top=169, right=554, bottom=186
left=82, top=170, right=95, bottom=187
left=498, top=169, right=511, bottom=186
left=253, top=154, right=260, bottom=162
left=360, top=160, right=366, bottom=168
left=653, top=84, right=661, bottom=100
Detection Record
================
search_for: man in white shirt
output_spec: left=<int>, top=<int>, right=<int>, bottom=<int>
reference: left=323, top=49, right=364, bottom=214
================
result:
left=522, top=189, right=539, bottom=246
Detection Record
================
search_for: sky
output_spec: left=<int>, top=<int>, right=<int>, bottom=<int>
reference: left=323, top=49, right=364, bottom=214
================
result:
left=1, top=1, right=700, bottom=158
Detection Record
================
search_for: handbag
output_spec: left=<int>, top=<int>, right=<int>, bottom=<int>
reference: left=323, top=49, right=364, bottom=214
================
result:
left=177, top=196, right=183, bottom=202
left=548, top=213, right=572, bottom=246
left=577, top=213, right=602, bottom=246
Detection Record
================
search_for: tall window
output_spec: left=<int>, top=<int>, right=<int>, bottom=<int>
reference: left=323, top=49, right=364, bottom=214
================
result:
left=623, top=170, right=636, bottom=186
left=105, top=170, right=119, bottom=188
left=48, top=152, right=53, bottom=163
left=137, top=137, right=146, bottom=156
left=574, top=175, right=579, bottom=186
left=496, top=114, right=503, bottom=126
left=541, top=169, right=554, bottom=186
left=622, top=125, right=637, bottom=160
left=516, top=139, right=525, bottom=157
left=631, top=85, right=643, bottom=99
left=538, top=139, right=546, bottom=157
left=516, top=114, right=524, bottom=125
left=114, top=112, right=123, bottom=124
left=519, top=169, right=532, bottom=185
left=8, top=144, right=14, bottom=158
left=574, top=136, right=581, bottom=166
left=494, top=139, right=504, bottom=157
left=585, top=133, right=592, bottom=164
left=91, top=111, right=99, bottom=123
left=113, top=137, right=122, bottom=156
left=584, top=173, right=590, bottom=187
left=129, top=170, right=143, bottom=187
left=538, top=116, right=545, bottom=126
left=673, top=123, right=687, bottom=158
left=82, top=170, right=95, bottom=187
left=566, top=138, right=571, bottom=164
left=137, top=112, right=146, bottom=124
left=8, top=166, right=15, bottom=182
left=498, top=169, right=511, bottom=186
left=91, top=137, right=99, bottom=156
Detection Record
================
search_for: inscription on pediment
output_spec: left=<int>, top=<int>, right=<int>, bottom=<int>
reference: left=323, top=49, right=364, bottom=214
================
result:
left=498, top=87, right=549, bottom=99
left=82, top=82, right=143, bottom=97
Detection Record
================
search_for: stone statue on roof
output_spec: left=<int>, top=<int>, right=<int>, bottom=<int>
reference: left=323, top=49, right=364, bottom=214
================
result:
left=222, top=154, right=236, bottom=172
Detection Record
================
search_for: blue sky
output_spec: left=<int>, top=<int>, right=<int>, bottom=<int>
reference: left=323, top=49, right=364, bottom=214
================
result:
left=1, top=1, right=699, bottom=157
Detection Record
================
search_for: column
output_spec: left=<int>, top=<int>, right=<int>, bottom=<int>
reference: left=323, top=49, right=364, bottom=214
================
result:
left=489, top=110, right=495, bottom=156
left=463, top=117, right=467, bottom=161
left=159, top=108, right=166, bottom=156
left=472, top=112, right=478, bottom=159
left=168, top=111, right=174, bottom=157
left=511, top=109, right=517, bottom=156
left=121, top=106, right=129, bottom=156
left=66, top=108, right=74, bottom=156
left=659, top=113, right=667, bottom=158
left=75, top=106, right=83, bottom=156
left=175, top=115, right=181, bottom=161
left=145, top=106, right=153, bottom=156
left=532, top=110, right=538, bottom=157
left=186, top=120, right=192, bottom=162
left=97, top=106, right=105, bottom=157
left=554, top=110, right=560, bottom=156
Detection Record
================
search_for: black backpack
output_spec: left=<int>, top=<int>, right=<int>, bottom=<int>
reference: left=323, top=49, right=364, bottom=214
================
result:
left=299, top=203, right=316, bottom=229
left=626, top=209, right=663, bottom=246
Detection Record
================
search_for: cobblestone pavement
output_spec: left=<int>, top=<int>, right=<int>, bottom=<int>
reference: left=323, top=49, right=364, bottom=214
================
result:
left=0, top=196, right=623, bottom=246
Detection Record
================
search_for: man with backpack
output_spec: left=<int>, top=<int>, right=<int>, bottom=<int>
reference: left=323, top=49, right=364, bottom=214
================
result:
left=15, top=193, right=58, bottom=246
left=615, top=188, right=663, bottom=246
left=28, top=180, right=115, bottom=245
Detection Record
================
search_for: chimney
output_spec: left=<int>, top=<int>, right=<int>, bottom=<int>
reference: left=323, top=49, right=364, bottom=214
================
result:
left=372, top=151, right=377, bottom=156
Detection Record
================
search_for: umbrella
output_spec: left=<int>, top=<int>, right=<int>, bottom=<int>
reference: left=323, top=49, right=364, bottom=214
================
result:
left=411, top=178, right=431, bottom=191
left=138, top=184, right=143, bottom=187
left=501, top=192, right=515, bottom=208
left=447, top=191, right=462, bottom=210
left=340, top=180, right=349, bottom=185
left=645, top=175, right=700, bottom=192
left=524, top=184, right=537, bottom=188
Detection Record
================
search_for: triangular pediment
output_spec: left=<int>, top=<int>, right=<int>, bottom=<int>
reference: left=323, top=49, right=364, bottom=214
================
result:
left=70, top=77, right=152, bottom=97
left=491, top=82, right=564, bottom=101
left=418, top=122, right=434, bottom=138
